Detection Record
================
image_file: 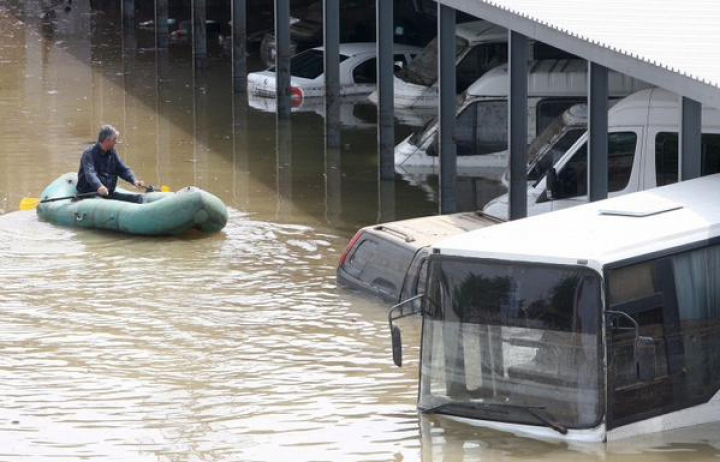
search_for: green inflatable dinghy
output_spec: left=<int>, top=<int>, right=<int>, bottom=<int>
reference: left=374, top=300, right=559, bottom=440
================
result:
left=36, top=173, right=228, bottom=235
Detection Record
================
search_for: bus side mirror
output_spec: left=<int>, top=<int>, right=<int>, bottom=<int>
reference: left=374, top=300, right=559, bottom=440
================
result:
left=636, top=336, right=656, bottom=382
left=392, top=326, right=403, bottom=367
left=388, top=293, right=424, bottom=368
left=545, top=167, right=557, bottom=200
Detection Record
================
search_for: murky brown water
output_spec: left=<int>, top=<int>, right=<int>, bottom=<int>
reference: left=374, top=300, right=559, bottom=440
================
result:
left=1, top=2, right=720, bottom=461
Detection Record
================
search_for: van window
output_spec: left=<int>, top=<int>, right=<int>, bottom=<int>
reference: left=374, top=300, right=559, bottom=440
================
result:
left=607, top=244, right=720, bottom=428
left=455, top=100, right=507, bottom=156
left=655, top=132, right=720, bottom=186
left=456, top=43, right=508, bottom=93
left=552, top=132, right=637, bottom=199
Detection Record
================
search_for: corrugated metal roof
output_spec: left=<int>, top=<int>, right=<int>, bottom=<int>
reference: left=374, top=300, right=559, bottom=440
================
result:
left=438, top=0, right=720, bottom=107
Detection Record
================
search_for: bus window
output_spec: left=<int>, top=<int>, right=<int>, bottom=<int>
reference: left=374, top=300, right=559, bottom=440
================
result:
left=607, top=243, right=720, bottom=428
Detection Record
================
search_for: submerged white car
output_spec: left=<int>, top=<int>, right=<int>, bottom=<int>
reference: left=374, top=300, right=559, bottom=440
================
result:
left=247, top=42, right=421, bottom=100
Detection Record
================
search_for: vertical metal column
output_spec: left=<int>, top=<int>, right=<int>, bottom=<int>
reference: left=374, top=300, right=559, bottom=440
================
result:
left=121, top=0, right=137, bottom=162
left=155, top=50, right=171, bottom=190
left=276, top=117, right=293, bottom=216
left=232, top=0, right=247, bottom=94
left=324, top=0, right=340, bottom=149
left=192, top=65, right=209, bottom=186
left=275, top=0, right=291, bottom=119
left=376, top=0, right=394, bottom=181
left=588, top=62, right=609, bottom=202
left=155, top=0, right=168, bottom=50
left=324, top=0, right=341, bottom=221
left=232, top=92, right=250, bottom=207
left=122, top=0, right=134, bottom=31
left=438, top=5, right=456, bottom=214
left=192, top=0, right=207, bottom=69
left=680, top=97, right=702, bottom=181
left=508, top=31, right=527, bottom=220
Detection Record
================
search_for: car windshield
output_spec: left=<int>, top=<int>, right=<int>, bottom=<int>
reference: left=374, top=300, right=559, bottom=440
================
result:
left=268, top=50, right=349, bottom=80
left=397, top=37, right=469, bottom=86
left=420, top=256, right=603, bottom=430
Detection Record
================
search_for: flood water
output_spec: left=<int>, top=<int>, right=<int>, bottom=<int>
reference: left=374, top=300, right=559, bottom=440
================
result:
left=1, top=3, right=720, bottom=462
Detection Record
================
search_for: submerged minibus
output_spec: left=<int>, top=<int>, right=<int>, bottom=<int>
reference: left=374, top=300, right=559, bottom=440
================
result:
left=394, top=59, right=649, bottom=179
left=390, top=174, right=720, bottom=442
left=368, top=20, right=575, bottom=115
left=368, top=20, right=508, bottom=111
left=484, top=88, right=720, bottom=219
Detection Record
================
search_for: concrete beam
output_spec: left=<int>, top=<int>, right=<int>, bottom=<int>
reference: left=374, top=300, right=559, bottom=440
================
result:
left=377, top=0, right=394, bottom=181
left=438, top=4, right=457, bottom=214
left=508, top=31, right=527, bottom=220
left=275, top=0, right=291, bottom=119
left=155, top=0, right=168, bottom=50
left=232, top=0, right=247, bottom=94
left=324, top=0, right=340, bottom=149
left=588, top=62, right=609, bottom=201
left=122, top=0, right=134, bottom=30
left=680, top=97, right=702, bottom=180
left=192, top=0, right=207, bottom=69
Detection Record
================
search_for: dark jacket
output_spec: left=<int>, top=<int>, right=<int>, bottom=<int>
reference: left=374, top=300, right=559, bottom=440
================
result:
left=76, top=143, right=136, bottom=194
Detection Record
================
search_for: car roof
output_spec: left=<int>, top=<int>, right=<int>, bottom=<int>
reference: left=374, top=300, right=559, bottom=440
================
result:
left=312, top=42, right=422, bottom=57
left=362, top=212, right=502, bottom=249
left=435, top=173, right=720, bottom=271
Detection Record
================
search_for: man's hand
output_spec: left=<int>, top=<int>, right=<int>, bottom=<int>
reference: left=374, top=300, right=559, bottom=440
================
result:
left=97, top=185, right=109, bottom=197
left=134, top=180, right=146, bottom=190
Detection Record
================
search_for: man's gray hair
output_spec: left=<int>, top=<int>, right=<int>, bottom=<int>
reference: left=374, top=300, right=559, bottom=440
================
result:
left=97, top=124, right=119, bottom=143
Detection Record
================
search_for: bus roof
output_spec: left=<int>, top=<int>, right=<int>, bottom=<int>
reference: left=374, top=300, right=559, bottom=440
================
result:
left=466, top=59, right=650, bottom=98
left=435, top=174, right=720, bottom=271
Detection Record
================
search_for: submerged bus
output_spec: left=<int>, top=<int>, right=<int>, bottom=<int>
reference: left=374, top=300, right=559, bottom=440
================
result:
left=390, top=174, right=720, bottom=442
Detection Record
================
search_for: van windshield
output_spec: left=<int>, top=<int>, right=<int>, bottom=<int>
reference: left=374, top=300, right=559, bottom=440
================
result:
left=420, top=257, right=603, bottom=430
left=396, top=37, right=470, bottom=86
left=527, top=129, right=585, bottom=184
left=524, top=103, right=587, bottom=181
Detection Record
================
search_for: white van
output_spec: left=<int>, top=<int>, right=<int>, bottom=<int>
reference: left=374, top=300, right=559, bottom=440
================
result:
left=390, top=173, right=720, bottom=442
left=368, top=21, right=574, bottom=120
left=394, top=60, right=650, bottom=179
left=369, top=21, right=506, bottom=109
left=484, top=88, right=720, bottom=219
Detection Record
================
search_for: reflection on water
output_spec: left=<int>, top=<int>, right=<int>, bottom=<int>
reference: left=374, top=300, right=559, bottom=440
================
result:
left=1, top=3, right=719, bottom=462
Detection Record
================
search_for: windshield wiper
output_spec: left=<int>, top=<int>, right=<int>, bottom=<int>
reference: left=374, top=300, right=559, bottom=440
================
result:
left=422, top=401, right=567, bottom=435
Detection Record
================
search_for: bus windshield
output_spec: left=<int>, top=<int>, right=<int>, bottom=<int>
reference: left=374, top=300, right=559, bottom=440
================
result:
left=420, top=256, right=603, bottom=430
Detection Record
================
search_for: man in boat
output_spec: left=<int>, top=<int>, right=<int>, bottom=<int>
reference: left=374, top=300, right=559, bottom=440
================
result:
left=76, top=125, right=146, bottom=203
